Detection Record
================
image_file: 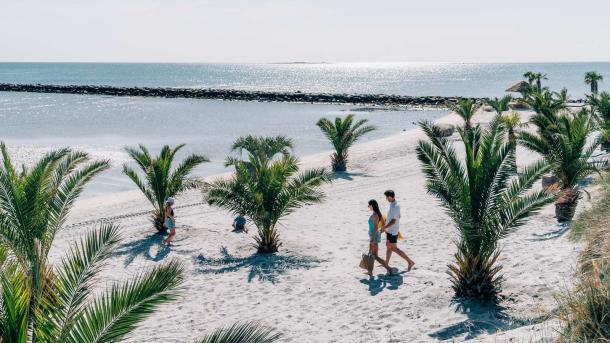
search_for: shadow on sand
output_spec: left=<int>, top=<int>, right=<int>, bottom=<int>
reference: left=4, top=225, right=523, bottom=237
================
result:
left=530, top=222, right=571, bottom=241
left=359, top=272, right=405, bottom=296
left=195, top=246, right=324, bottom=284
left=332, top=171, right=370, bottom=181
left=114, top=233, right=197, bottom=266
left=428, top=299, right=549, bottom=340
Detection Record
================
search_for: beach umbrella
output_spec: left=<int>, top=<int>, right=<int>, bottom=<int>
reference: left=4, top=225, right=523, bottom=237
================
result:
left=505, top=80, right=530, bottom=93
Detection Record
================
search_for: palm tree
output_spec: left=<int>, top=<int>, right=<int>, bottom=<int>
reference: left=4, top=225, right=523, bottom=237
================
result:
left=588, top=91, right=610, bottom=151
left=520, top=109, right=608, bottom=221
left=0, top=144, right=277, bottom=342
left=316, top=115, right=376, bottom=172
left=585, top=71, right=603, bottom=94
left=526, top=89, right=568, bottom=131
left=123, top=144, right=209, bottom=233
left=486, top=95, right=512, bottom=116
left=446, top=99, right=481, bottom=131
left=534, top=73, right=547, bottom=91
left=524, top=72, right=547, bottom=91
left=523, top=71, right=537, bottom=86
left=0, top=144, right=187, bottom=342
left=225, top=135, right=294, bottom=172
left=502, top=111, right=525, bottom=173
left=416, top=118, right=552, bottom=299
left=205, top=136, right=332, bottom=253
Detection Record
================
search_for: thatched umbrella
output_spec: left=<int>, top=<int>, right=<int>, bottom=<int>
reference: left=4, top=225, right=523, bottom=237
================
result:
left=506, top=81, right=531, bottom=109
left=505, top=80, right=530, bottom=93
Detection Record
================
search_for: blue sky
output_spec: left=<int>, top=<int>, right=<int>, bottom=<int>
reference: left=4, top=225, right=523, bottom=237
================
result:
left=1, top=0, right=609, bottom=63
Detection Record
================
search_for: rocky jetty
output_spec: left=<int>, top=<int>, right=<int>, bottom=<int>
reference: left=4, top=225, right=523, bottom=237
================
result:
left=0, top=83, right=477, bottom=107
left=0, top=83, right=586, bottom=107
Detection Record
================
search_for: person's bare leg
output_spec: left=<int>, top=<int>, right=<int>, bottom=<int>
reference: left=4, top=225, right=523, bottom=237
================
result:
left=164, top=229, right=176, bottom=245
left=393, top=247, right=415, bottom=271
left=371, top=244, right=391, bottom=273
left=385, top=242, right=394, bottom=266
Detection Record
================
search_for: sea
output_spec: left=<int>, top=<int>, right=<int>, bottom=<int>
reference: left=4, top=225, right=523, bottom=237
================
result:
left=0, top=62, right=607, bottom=196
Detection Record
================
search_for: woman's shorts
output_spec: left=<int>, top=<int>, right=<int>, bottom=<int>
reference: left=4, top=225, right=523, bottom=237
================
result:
left=386, top=232, right=398, bottom=244
left=369, top=232, right=381, bottom=244
left=165, top=218, right=176, bottom=230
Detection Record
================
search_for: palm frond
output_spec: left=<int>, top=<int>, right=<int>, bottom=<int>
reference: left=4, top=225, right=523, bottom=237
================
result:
left=51, top=224, right=121, bottom=340
left=66, top=260, right=184, bottom=343
left=192, top=322, right=281, bottom=343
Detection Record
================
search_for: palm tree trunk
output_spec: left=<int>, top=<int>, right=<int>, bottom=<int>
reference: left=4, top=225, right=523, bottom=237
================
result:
left=536, top=80, right=541, bottom=91
left=153, top=210, right=167, bottom=234
left=332, top=156, right=347, bottom=172
left=256, top=225, right=279, bottom=254
left=448, top=252, right=502, bottom=299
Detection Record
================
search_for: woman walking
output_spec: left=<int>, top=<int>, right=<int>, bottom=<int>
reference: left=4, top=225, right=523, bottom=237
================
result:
left=368, top=199, right=392, bottom=275
left=163, top=197, right=177, bottom=245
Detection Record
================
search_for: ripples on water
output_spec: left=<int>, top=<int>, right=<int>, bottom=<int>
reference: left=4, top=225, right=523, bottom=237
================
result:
left=1, top=62, right=607, bottom=97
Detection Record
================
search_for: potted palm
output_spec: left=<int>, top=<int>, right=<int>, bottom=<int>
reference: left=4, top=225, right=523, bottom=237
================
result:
left=416, top=119, right=552, bottom=299
left=520, top=110, right=608, bottom=221
left=205, top=136, right=332, bottom=253
left=123, top=144, right=208, bottom=233
left=316, top=114, right=376, bottom=172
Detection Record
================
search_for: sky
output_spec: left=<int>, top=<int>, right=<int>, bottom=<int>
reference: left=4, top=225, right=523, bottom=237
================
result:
left=1, top=0, right=609, bottom=63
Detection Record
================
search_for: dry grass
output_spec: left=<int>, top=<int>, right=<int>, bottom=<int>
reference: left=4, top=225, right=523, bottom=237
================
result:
left=557, top=176, right=610, bottom=342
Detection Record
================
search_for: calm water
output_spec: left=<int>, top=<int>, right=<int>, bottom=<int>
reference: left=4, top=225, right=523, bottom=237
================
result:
left=1, top=62, right=608, bottom=196
left=1, top=62, right=608, bottom=98
left=0, top=92, right=445, bottom=196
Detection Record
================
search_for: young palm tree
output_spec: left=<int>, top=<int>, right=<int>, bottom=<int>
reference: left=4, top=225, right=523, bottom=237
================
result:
left=526, top=89, right=567, bottom=132
left=123, top=144, right=209, bottom=233
left=446, top=99, right=481, bottom=131
left=316, top=115, right=376, bottom=172
left=502, top=111, right=525, bottom=173
left=486, top=95, right=512, bottom=117
left=585, top=71, right=603, bottom=94
left=225, top=135, right=294, bottom=172
left=520, top=110, right=608, bottom=221
left=205, top=137, right=332, bottom=253
left=416, top=118, right=552, bottom=299
left=0, top=144, right=186, bottom=342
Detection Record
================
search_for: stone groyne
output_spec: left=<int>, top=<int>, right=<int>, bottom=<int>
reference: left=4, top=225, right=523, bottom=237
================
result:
left=0, top=83, right=479, bottom=107
left=0, top=83, right=586, bottom=107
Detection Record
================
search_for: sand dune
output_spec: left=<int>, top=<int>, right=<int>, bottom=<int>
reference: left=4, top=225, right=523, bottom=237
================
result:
left=55, top=110, right=595, bottom=342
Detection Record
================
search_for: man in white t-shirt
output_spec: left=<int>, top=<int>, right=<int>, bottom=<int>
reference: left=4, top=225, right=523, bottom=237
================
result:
left=383, top=190, right=415, bottom=272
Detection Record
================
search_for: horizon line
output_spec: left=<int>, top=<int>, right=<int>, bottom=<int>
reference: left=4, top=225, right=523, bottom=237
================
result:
left=1, top=60, right=610, bottom=65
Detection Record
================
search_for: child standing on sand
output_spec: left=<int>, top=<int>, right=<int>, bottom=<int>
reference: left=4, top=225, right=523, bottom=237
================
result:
left=163, top=197, right=176, bottom=245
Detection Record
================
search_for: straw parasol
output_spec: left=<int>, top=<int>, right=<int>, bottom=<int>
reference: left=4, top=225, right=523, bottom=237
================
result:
left=505, top=81, right=530, bottom=93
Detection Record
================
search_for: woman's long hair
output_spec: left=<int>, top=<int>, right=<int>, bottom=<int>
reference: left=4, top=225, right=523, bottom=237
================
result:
left=368, top=199, right=383, bottom=221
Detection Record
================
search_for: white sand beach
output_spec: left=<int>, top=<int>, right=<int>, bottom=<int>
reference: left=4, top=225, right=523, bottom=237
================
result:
left=54, top=109, right=596, bottom=342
